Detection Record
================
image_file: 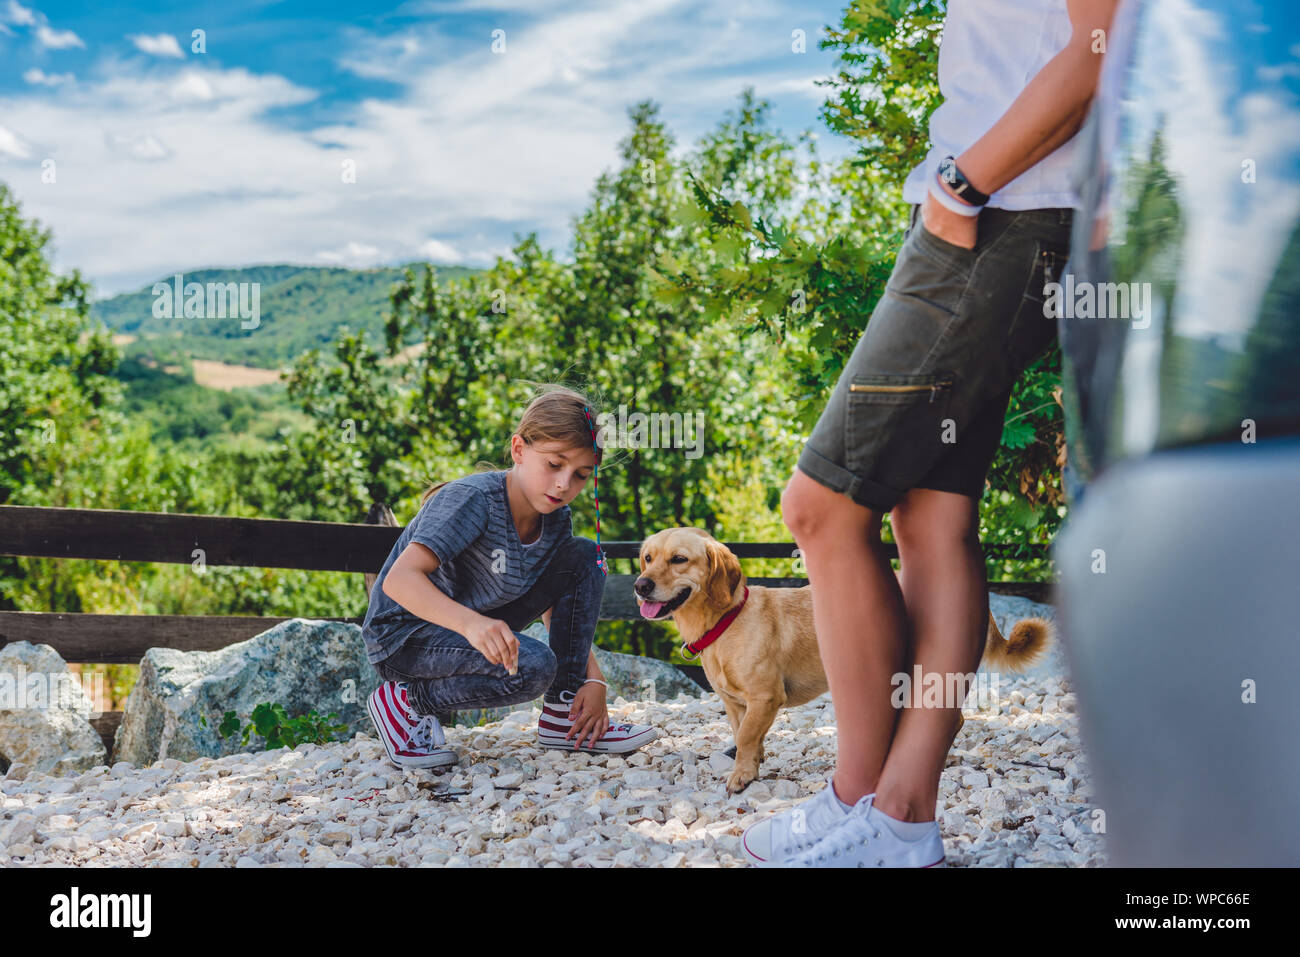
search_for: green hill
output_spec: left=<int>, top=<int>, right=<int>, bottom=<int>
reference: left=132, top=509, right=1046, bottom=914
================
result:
left=92, top=262, right=479, bottom=368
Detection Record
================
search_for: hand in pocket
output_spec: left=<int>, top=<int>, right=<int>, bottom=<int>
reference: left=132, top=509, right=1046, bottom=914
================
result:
left=921, top=191, right=978, bottom=250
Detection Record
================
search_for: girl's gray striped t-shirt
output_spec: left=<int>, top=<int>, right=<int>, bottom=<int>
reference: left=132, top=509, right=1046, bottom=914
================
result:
left=361, top=469, right=572, bottom=664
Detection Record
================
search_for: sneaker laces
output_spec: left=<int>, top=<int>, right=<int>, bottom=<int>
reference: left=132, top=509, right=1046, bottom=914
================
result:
left=784, top=783, right=849, bottom=854
left=407, top=714, right=445, bottom=751
left=801, top=794, right=882, bottom=865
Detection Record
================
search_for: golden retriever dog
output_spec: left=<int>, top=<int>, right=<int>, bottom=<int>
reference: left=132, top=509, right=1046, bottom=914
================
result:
left=635, top=527, right=1051, bottom=793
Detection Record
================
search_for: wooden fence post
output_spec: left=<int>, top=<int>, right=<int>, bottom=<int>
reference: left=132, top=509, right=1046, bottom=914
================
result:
left=362, top=503, right=398, bottom=600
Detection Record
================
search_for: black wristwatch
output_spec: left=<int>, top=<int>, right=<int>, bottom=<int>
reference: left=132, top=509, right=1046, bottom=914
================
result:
left=937, top=155, right=990, bottom=207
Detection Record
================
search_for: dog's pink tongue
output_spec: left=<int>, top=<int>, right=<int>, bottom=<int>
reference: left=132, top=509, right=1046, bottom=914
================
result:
left=639, top=601, right=664, bottom=619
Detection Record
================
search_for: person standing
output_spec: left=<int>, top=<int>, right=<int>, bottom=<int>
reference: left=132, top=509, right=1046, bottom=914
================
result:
left=742, top=0, right=1121, bottom=867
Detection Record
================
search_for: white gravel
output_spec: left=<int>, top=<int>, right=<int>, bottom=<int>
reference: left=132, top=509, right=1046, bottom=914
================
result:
left=0, top=641, right=1106, bottom=867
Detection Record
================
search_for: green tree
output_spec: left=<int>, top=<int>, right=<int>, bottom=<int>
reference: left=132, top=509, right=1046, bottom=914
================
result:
left=0, top=183, right=121, bottom=508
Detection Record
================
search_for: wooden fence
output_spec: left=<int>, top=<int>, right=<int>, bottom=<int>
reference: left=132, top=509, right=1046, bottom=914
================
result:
left=0, top=504, right=1053, bottom=759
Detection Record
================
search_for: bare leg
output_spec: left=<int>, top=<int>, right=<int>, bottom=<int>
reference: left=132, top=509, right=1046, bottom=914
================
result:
left=781, top=467, right=908, bottom=804
left=873, top=486, right=987, bottom=822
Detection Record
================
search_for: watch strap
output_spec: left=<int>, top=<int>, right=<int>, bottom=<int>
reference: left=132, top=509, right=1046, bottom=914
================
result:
left=929, top=176, right=982, bottom=217
left=937, top=155, right=991, bottom=206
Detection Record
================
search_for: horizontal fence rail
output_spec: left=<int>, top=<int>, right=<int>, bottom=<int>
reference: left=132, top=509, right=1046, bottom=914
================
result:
left=0, top=577, right=833, bottom=662
left=0, top=505, right=398, bottom=571
left=0, top=504, right=1055, bottom=759
left=0, top=505, right=1053, bottom=566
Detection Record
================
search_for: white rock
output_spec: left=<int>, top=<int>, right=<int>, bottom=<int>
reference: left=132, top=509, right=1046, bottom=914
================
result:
left=309, top=845, right=338, bottom=863
left=771, top=780, right=800, bottom=800
left=744, top=782, right=772, bottom=802
left=1047, top=778, right=1073, bottom=799
left=670, top=800, right=698, bottom=825
left=660, top=819, right=689, bottom=841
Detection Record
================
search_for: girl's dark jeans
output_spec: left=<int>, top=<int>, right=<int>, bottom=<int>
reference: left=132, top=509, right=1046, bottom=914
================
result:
left=370, top=536, right=605, bottom=716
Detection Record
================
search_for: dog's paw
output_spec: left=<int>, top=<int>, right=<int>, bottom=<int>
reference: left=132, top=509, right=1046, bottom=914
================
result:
left=726, top=768, right=757, bottom=794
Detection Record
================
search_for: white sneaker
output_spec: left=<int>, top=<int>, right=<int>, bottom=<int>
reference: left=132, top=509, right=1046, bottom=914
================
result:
left=740, top=779, right=851, bottom=866
left=784, top=793, right=945, bottom=868
left=367, top=681, right=458, bottom=769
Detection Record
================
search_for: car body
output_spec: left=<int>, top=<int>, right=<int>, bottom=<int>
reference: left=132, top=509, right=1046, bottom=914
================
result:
left=1054, top=0, right=1300, bottom=865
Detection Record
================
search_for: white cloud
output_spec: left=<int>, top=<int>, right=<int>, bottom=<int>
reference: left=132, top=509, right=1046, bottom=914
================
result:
left=129, top=33, right=185, bottom=59
left=338, top=30, right=425, bottom=80
left=4, top=1, right=36, bottom=27
left=1258, top=60, right=1300, bottom=84
left=317, top=241, right=384, bottom=266
left=35, top=23, right=83, bottom=49
left=170, top=72, right=214, bottom=102
left=4, top=3, right=84, bottom=49
left=418, top=238, right=464, bottom=264
left=0, top=124, right=30, bottom=159
left=23, top=67, right=74, bottom=86
left=105, top=131, right=171, bottom=161
left=761, top=75, right=826, bottom=99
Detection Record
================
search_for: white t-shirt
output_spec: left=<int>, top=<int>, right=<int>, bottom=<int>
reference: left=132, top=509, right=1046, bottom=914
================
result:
left=901, top=0, right=1081, bottom=210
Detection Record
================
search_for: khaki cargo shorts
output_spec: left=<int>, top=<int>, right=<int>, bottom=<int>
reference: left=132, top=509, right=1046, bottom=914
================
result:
left=797, top=202, right=1073, bottom=512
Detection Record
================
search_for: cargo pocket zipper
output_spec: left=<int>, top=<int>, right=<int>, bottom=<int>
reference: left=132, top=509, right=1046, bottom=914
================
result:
left=849, top=377, right=954, bottom=403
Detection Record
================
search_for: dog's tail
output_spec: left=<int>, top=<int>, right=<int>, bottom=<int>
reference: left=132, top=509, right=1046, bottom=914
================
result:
left=981, top=610, right=1052, bottom=673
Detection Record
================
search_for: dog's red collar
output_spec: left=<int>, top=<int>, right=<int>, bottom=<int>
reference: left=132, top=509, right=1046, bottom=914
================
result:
left=682, top=586, right=749, bottom=659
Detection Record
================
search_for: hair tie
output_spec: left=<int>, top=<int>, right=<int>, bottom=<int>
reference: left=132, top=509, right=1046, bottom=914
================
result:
left=583, top=405, right=609, bottom=575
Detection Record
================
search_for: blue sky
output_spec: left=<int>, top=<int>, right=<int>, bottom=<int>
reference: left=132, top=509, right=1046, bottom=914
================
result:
left=0, top=0, right=855, bottom=298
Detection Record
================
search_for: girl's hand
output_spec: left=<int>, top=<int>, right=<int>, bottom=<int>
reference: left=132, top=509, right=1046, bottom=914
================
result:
left=464, top=614, right=519, bottom=675
left=567, top=682, right=609, bottom=749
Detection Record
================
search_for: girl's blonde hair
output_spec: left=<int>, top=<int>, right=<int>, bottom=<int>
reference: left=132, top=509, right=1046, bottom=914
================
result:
left=420, top=384, right=605, bottom=507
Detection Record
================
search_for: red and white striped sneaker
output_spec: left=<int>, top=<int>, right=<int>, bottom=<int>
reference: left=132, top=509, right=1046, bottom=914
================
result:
left=535, top=692, right=658, bottom=753
left=367, top=680, right=458, bottom=769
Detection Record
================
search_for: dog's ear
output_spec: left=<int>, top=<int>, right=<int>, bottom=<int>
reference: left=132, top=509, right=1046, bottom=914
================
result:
left=705, top=538, right=744, bottom=609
